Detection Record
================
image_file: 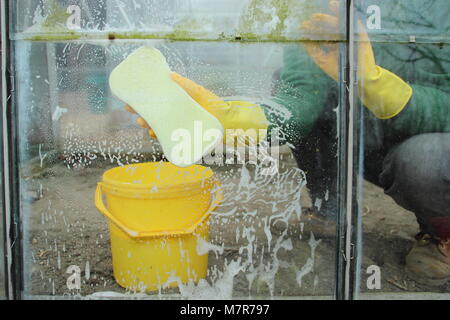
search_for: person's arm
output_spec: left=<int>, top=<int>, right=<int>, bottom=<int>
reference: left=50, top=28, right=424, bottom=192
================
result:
left=387, top=84, right=450, bottom=137
left=126, top=72, right=270, bottom=146
left=266, top=45, right=336, bottom=146
left=301, top=5, right=415, bottom=122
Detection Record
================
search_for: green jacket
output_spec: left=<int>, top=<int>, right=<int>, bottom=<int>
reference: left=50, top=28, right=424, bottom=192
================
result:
left=270, top=0, right=450, bottom=149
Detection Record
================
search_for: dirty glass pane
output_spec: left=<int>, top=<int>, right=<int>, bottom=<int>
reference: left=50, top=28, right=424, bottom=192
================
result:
left=353, top=0, right=450, bottom=299
left=12, top=0, right=346, bottom=299
left=12, top=0, right=344, bottom=41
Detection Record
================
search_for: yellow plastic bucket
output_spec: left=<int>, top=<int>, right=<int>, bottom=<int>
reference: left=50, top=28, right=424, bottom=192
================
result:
left=95, top=162, right=222, bottom=292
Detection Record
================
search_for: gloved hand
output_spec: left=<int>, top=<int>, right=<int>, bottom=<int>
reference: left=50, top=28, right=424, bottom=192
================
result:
left=301, top=0, right=413, bottom=119
left=126, top=72, right=269, bottom=145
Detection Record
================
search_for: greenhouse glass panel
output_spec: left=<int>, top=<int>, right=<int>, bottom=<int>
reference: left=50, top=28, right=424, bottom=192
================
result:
left=7, top=0, right=349, bottom=299
left=352, top=0, right=450, bottom=299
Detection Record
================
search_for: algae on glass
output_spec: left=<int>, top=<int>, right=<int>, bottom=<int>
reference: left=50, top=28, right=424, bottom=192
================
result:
left=237, top=0, right=330, bottom=40
left=24, top=0, right=81, bottom=40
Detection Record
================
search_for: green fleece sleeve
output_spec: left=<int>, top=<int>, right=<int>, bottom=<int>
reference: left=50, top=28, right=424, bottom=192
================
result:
left=266, top=45, right=336, bottom=146
left=386, top=84, right=450, bottom=138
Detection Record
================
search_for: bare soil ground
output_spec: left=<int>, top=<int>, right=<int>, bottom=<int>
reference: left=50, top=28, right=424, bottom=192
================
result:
left=22, top=149, right=450, bottom=298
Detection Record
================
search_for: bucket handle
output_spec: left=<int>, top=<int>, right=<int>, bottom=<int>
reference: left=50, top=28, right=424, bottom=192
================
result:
left=95, top=179, right=223, bottom=239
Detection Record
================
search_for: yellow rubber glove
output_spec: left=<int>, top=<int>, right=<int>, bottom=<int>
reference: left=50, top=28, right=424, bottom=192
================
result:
left=301, top=1, right=413, bottom=119
left=171, top=73, right=268, bottom=146
left=356, top=23, right=413, bottom=119
left=127, top=72, right=269, bottom=146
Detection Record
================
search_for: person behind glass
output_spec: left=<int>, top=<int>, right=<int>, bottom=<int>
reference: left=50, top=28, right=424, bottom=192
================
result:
left=125, top=0, right=450, bottom=285
left=276, top=0, right=450, bottom=285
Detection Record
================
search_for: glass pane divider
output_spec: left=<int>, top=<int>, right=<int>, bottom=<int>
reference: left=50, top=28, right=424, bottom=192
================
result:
left=1, top=0, right=22, bottom=300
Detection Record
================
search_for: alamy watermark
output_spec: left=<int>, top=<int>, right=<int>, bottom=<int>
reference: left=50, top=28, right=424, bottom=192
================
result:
left=366, top=265, right=381, bottom=290
left=66, top=5, right=81, bottom=30
left=170, top=121, right=280, bottom=175
left=66, top=265, right=81, bottom=290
